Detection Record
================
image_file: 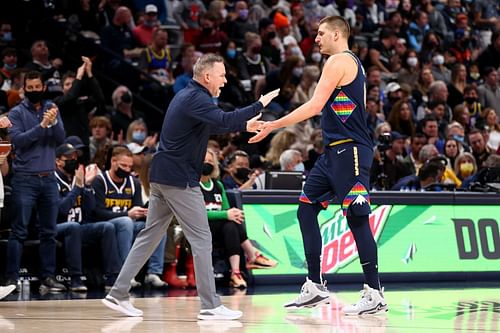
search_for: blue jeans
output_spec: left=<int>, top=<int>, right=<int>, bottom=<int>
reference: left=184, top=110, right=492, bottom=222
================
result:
left=81, top=222, right=121, bottom=275
left=106, top=216, right=134, bottom=265
left=134, top=221, right=166, bottom=275
left=6, top=174, right=59, bottom=280
left=56, top=222, right=82, bottom=276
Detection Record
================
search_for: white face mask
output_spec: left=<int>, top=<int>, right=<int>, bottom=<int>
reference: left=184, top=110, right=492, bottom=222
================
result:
left=433, top=54, right=445, bottom=65
left=292, top=67, right=303, bottom=77
left=294, top=162, right=305, bottom=172
left=407, top=57, right=418, bottom=67
left=311, top=52, right=322, bottom=63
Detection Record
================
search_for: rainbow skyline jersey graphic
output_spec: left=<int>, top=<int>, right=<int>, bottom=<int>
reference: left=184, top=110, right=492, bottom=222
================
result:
left=321, top=50, right=373, bottom=149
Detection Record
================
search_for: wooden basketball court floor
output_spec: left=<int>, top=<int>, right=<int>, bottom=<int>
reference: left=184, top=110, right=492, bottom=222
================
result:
left=0, top=283, right=498, bottom=332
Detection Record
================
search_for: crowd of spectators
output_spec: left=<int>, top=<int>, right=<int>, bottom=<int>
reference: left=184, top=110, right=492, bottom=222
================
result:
left=0, top=0, right=499, bottom=292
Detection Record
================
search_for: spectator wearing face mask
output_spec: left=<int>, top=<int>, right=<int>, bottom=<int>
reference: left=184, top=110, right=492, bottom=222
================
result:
left=398, top=49, right=420, bottom=90
left=110, top=85, right=144, bottom=141
left=227, top=1, right=258, bottom=48
left=132, top=4, right=161, bottom=47
left=222, top=150, right=260, bottom=190
left=125, top=119, right=158, bottom=151
left=193, top=12, right=228, bottom=54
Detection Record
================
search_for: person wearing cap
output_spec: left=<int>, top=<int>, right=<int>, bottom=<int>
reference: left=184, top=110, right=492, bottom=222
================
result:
left=126, top=142, right=148, bottom=175
left=54, top=143, right=121, bottom=291
left=370, top=131, right=413, bottom=190
left=133, top=4, right=161, bottom=47
left=4, top=70, right=67, bottom=293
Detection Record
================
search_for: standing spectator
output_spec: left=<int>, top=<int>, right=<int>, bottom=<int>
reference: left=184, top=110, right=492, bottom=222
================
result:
left=407, top=11, right=430, bottom=53
left=418, top=0, right=448, bottom=41
left=89, top=116, right=113, bottom=163
left=5, top=71, right=66, bottom=292
left=472, top=0, right=499, bottom=49
left=477, top=67, right=500, bottom=117
left=55, top=57, right=105, bottom=164
left=132, top=4, right=161, bottom=47
left=258, top=18, right=281, bottom=68
left=173, top=0, right=206, bottom=44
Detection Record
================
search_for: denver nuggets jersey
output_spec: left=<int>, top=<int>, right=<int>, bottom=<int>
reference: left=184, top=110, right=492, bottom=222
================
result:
left=56, top=170, right=95, bottom=223
left=321, top=50, right=373, bottom=149
left=91, top=170, right=143, bottom=221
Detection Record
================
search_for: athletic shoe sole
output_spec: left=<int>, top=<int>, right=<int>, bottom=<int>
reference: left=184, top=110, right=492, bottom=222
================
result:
left=0, top=285, right=16, bottom=300
left=101, top=297, right=143, bottom=317
left=197, top=309, right=242, bottom=320
left=343, top=303, right=388, bottom=316
left=284, top=295, right=331, bottom=310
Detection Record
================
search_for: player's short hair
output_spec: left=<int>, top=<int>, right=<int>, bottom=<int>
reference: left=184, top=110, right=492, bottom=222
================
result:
left=193, top=53, right=224, bottom=79
left=319, top=15, right=350, bottom=39
left=112, top=145, right=133, bottom=158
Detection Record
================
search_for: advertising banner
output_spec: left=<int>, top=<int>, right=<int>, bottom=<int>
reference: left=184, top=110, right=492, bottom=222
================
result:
left=243, top=204, right=500, bottom=275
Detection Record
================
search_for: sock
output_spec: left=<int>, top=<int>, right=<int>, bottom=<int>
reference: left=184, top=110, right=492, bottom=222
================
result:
left=297, top=202, right=323, bottom=284
left=347, top=215, right=381, bottom=290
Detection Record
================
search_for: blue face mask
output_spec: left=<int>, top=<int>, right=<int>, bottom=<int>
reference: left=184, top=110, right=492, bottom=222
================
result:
left=226, top=49, right=236, bottom=59
left=4, top=63, right=16, bottom=70
left=1, top=32, right=12, bottom=42
left=294, top=162, right=305, bottom=172
left=132, top=131, right=146, bottom=144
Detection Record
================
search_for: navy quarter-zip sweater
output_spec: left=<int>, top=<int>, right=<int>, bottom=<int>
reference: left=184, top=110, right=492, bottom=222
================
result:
left=150, top=80, right=263, bottom=187
left=8, top=99, right=65, bottom=174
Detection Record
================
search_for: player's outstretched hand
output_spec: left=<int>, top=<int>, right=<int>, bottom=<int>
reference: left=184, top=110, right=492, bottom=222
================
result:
left=258, top=88, right=280, bottom=107
left=248, top=121, right=275, bottom=143
left=246, top=113, right=264, bottom=133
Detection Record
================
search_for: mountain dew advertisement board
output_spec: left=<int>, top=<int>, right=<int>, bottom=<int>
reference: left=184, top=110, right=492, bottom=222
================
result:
left=243, top=204, right=500, bottom=275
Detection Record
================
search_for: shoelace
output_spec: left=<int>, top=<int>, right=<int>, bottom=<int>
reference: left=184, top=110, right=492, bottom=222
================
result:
left=291, top=283, right=310, bottom=303
left=353, top=289, right=372, bottom=308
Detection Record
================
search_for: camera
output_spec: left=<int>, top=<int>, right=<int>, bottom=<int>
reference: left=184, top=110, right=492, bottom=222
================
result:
left=377, top=132, right=392, bottom=151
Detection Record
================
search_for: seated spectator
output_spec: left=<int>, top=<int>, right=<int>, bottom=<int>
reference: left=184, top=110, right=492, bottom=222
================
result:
left=255, top=149, right=304, bottom=189
left=291, top=65, right=320, bottom=108
left=24, top=40, right=63, bottom=99
left=91, top=146, right=166, bottom=288
left=397, top=49, right=420, bottom=90
left=125, top=119, right=158, bottom=150
left=476, top=30, right=500, bottom=73
left=391, top=160, right=444, bottom=191
left=420, top=115, right=445, bottom=152
left=100, top=6, right=143, bottom=61
left=54, top=144, right=120, bottom=291
left=237, top=32, right=269, bottom=96
left=265, top=129, right=297, bottom=170
left=452, top=104, right=473, bottom=135
left=454, top=152, right=478, bottom=182
left=407, top=11, right=430, bottom=53
left=417, top=143, right=440, bottom=174
left=193, top=12, right=228, bottom=54
left=428, top=101, right=449, bottom=139
left=401, top=133, right=428, bottom=175
left=0, top=47, right=17, bottom=88
left=110, top=85, right=144, bottom=139
left=388, top=100, right=416, bottom=138
left=468, top=129, right=493, bottom=169
left=444, top=138, right=461, bottom=168
left=461, top=155, right=500, bottom=190
left=356, top=0, right=386, bottom=34
left=222, top=150, right=260, bottom=190
left=463, top=85, right=483, bottom=128
left=430, top=53, right=451, bottom=84
left=447, top=63, right=467, bottom=110
left=371, top=131, right=413, bottom=190
left=477, top=67, right=500, bottom=113
left=258, top=17, right=281, bottom=68
left=172, top=51, right=202, bottom=94
left=367, top=29, right=398, bottom=74
left=201, top=149, right=277, bottom=289
left=89, top=116, right=113, bottom=164
left=480, top=108, right=500, bottom=151
left=132, top=4, right=161, bottom=47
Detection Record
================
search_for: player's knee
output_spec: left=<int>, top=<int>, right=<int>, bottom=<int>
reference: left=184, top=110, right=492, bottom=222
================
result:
left=297, top=202, right=321, bottom=221
left=347, top=214, right=369, bottom=229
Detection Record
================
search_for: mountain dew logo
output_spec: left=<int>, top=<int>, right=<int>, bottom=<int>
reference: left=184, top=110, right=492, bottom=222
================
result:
left=320, top=205, right=391, bottom=273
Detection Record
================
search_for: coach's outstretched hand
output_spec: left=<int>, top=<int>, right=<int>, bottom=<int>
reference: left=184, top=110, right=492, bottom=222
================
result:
left=258, top=88, right=280, bottom=107
left=246, top=113, right=264, bottom=133
left=248, top=121, right=276, bottom=143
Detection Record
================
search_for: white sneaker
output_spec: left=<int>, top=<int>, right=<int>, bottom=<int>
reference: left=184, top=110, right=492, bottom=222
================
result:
left=197, top=305, right=243, bottom=320
left=102, top=295, right=143, bottom=317
left=145, top=274, right=168, bottom=288
left=342, top=284, right=388, bottom=315
left=0, top=285, right=16, bottom=300
left=283, top=278, right=330, bottom=309
left=130, top=278, right=142, bottom=288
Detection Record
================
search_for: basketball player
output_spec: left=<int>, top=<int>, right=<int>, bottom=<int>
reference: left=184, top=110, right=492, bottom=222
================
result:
left=102, top=53, right=279, bottom=320
left=249, top=16, right=387, bottom=315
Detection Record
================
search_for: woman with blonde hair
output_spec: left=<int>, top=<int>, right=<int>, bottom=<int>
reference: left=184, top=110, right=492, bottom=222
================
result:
left=454, top=152, right=478, bottom=181
left=265, top=129, right=297, bottom=169
left=480, top=108, right=500, bottom=151
left=125, top=119, right=158, bottom=149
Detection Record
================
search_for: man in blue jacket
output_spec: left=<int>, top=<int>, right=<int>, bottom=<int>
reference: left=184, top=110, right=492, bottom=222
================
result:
left=103, top=53, right=279, bottom=319
left=4, top=71, right=66, bottom=292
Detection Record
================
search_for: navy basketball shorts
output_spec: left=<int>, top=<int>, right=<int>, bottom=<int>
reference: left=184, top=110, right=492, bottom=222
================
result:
left=299, top=142, right=373, bottom=217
